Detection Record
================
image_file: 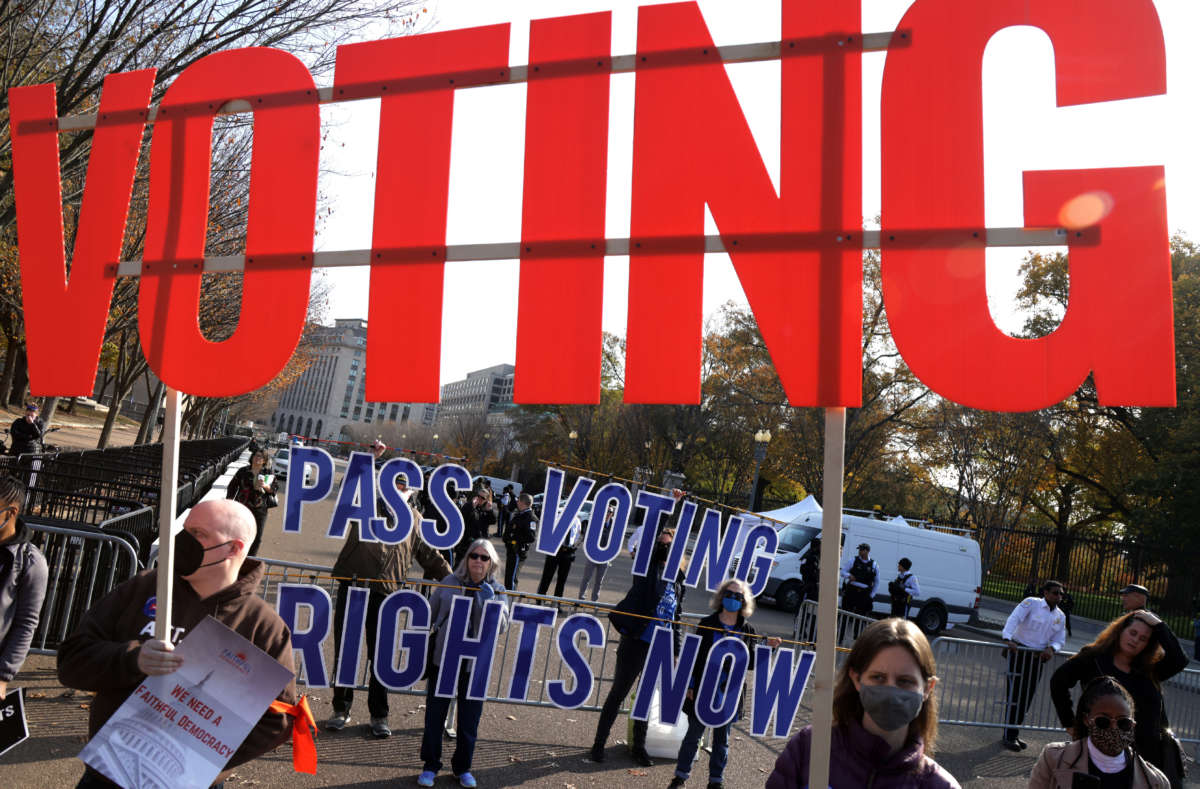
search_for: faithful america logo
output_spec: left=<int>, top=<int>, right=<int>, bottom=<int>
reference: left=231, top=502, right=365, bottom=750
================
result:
left=218, top=648, right=252, bottom=676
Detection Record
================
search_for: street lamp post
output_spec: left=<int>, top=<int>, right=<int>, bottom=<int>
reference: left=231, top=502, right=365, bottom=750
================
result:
left=568, top=430, right=578, bottom=464
left=432, top=433, right=440, bottom=458
left=748, top=429, right=772, bottom=510
left=662, top=440, right=686, bottom=491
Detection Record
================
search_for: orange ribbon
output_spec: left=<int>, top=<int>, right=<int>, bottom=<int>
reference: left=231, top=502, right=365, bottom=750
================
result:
left=269, top=695, right=317, bottom=774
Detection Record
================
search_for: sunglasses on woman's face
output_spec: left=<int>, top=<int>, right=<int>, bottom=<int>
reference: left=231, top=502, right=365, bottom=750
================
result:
left=1090, top=714, right=1135, bottom=732
left=468, top=553, right=491, bottom=562
left=722, top=592, right=745, bottom=603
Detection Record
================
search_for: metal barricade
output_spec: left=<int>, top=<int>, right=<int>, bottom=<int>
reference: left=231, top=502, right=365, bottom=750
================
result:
left=1162, top=666, right=1200, bottom=750
left=255, top=557, right=714, bottom=714
left=933, top=637, right=1076, bottom=733
left=931, top=636, right=1200, bottom=750
left=98, top=505, right=156, bottom=566
left=792, top=598, right=873, bottom=656
left=26, top=522, right=140, bottom=654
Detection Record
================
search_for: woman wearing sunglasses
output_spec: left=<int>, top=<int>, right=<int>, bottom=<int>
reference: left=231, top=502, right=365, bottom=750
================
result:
left=1049, top=609, right=1189, bottom=781
left=668, top=578, right=781, bottom=789
left=419, top=538, right=509, bottom=788
left=1030, top=676, right=1169, bottom=788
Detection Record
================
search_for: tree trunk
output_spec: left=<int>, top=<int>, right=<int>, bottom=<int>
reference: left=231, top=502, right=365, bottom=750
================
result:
left=97, top=335, right=127, bottom=449
left=136, top=381, right=165, bottom=445
left=11, top=347, right=29, bottom=407
left=97, top=390, right=126, bottom=449
left=41, top=396, right=61, bottom=427
left=0, top=341, right=18, bottom=408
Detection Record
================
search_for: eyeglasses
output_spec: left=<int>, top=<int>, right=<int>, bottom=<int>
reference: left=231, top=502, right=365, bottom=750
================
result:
left=468, top=553, right=490, bottom=562
left=722, top=592, right=745, bottom=603
left=1090, top=714, right=1135, bottom=732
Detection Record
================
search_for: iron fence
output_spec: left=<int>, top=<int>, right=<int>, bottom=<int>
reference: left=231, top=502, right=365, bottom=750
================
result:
left=973, top=524, right=1198, bottom=636
left=254, top=557, right=726, bottom=715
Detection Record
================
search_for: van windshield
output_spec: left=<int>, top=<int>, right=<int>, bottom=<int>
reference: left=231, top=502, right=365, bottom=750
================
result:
left=778, top=523, right=820, bottom=553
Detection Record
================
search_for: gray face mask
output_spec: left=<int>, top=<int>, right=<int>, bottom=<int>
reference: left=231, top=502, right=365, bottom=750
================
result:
left=858, top=683, right=925, bottom=732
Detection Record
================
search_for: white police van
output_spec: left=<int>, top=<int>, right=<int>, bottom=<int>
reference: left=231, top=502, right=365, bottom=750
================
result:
left=756, top=509, right=981, bottom=635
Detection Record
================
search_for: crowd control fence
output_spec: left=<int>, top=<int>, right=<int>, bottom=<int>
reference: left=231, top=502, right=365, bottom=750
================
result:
left=11, top=437, right=248, bottom=652
left=791, top=599, right=872, bottom=663
left=5, top=436, right=249, bottom=524
left=258, top=564, right=1200, bottom=746
left=932, top=637, right=1200, bottom=755
left=25, top=522, right=140, bottom=654
left=255, top=557, right=738, bottom=716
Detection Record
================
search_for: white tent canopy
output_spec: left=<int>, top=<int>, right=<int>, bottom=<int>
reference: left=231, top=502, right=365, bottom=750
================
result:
left=739, top=493, right=823, bottom=531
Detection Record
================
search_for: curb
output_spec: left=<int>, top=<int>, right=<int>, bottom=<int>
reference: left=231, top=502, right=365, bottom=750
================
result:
left=952, top=622, right=1003, bottom=640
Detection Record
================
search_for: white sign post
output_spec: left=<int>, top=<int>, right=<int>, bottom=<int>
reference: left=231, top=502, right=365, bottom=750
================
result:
left=808, top=407, right=847, bottom=789
left=155, top=389, right=182, bottom=640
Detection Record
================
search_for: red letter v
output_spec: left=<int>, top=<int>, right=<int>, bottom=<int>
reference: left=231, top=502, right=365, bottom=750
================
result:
left=9, top=70, right=155, bottom=395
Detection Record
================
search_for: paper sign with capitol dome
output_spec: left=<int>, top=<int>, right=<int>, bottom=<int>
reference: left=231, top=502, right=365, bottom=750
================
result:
left=79, top=616, right=293, bottom=789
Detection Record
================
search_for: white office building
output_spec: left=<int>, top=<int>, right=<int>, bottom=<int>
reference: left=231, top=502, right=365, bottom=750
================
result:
left=271, top=318, right=437, bottom=442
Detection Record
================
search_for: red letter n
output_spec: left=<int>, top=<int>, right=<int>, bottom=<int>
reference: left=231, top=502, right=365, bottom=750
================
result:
left=627, top=1, right=863, bottom=405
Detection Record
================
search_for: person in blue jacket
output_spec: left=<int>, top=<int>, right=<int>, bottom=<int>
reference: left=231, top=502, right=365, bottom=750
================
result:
left=591, top=525, right=687, bottom=767
left=418, top=538, right=509, bottom=788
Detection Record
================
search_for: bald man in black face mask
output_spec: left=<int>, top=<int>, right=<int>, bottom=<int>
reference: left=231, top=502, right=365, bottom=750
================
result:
left=57, top=500, right=299, bottom=788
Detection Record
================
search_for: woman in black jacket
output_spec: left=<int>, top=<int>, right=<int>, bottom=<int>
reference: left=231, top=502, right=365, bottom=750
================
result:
left=591, top=526, right=687, bottom=767
left=225, top=450, right=278, bottom=556
left=1049, top=609, right=1189, bottom=782
left=669, top=577, right=780, bottom=788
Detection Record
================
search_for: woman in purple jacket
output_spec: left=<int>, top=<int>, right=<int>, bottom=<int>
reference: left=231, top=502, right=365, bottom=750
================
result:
left=766, top=618, right=960, bottom=788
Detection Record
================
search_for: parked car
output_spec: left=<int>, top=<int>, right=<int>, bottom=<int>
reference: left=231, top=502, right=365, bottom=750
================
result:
left=273, top=447, right=313, bottom=486
left=747, top=512, right=981, bottom=635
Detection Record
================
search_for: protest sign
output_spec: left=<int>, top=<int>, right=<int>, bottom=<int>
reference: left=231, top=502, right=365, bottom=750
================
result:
left=0, top=687, right=30, bottom=758
left=79, top=616, right=293, bottom=788
left=8, top=2, right=1172, bottom=412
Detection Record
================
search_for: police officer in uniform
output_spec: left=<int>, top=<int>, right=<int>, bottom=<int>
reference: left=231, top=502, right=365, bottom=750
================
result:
left=796, top=538, right=821, bottom=643
left=888, top=557, right=920, bottom=619
left=839, top=542, right=878, bottom=642
left=1000, top=579, right=1067, bottom=751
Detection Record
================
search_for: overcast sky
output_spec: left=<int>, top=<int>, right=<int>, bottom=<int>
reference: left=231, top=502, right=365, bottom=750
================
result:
left=314, top=0, right=1200, bottom=386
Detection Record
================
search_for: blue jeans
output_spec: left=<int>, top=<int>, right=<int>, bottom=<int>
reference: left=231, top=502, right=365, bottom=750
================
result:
left=332, top=582, right=389, bottom=719
left=421, top=666, right=484, bottom=775
left=674, top=710, right=731, bottom=784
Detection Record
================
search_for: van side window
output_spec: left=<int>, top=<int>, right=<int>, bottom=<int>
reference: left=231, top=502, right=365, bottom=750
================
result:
left=780, top=525, right=818, bottom=553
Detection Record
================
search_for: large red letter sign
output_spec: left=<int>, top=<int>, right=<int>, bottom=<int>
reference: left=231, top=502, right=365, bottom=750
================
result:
left=336, top=25, right=510, bottom=404
left=626, top=1, right=862, bottom=405
left=10, top=71, right=155, bottom=396
left=514, top=12, right=611, bottom=405
left=139, top=48, right=319, bottom=396
left=881, top=0, right=1172, bottom=411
